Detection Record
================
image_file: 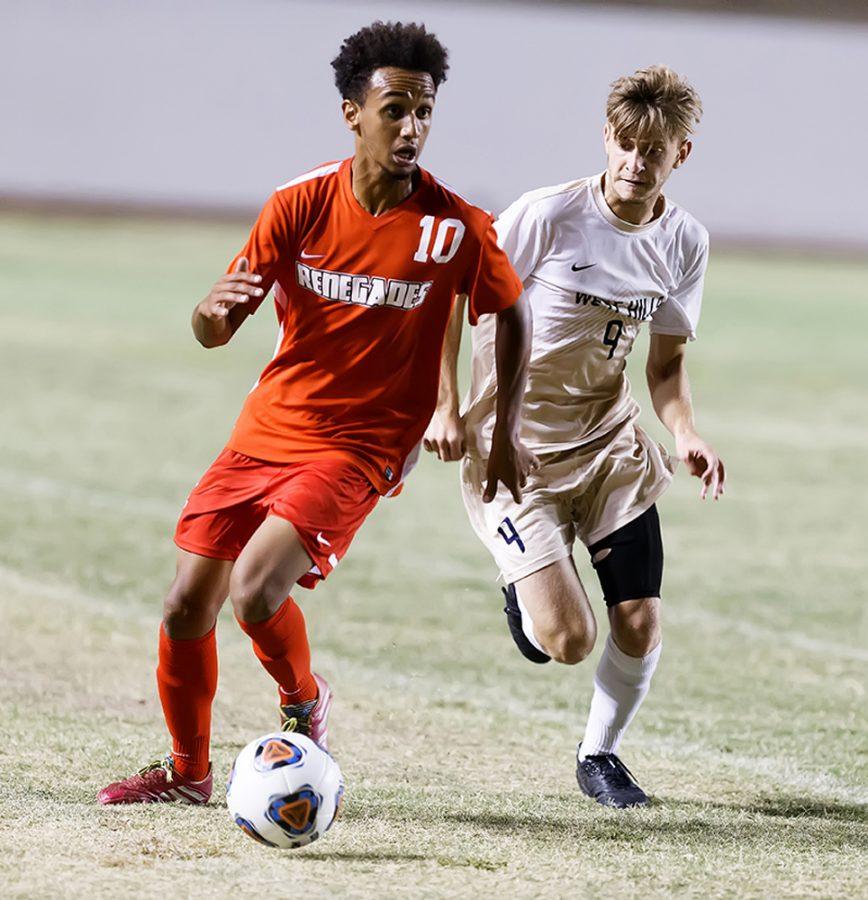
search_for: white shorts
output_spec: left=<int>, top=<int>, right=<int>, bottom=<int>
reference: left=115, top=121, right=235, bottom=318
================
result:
left=460, top=422, right=674, bottom=584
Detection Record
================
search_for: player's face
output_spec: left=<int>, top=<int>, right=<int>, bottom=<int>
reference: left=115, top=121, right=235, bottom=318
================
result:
left=603, top=123, right=691, bottom=206
left=343, top=68, right=436, bottom=180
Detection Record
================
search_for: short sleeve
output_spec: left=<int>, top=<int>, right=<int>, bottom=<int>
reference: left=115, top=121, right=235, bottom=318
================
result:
left=494, top=194, right=551, bottom=283
left=226, top=191, right=294, bottom=314
left=462, top=216, right=524, bottom=326
left=650, top=236, right=709, bottom=341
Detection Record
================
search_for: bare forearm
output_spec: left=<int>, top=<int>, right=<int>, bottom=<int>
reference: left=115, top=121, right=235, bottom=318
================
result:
left=436, top=294, right=466, bottom=413
left=646, top=334, right=725, bottom=499
left=493, top=295, right=532, bottom=439
left=648, top=358, right=696, bottom=439
left=482, top=296, right=538, bottom=503
left=192, top=257, right=261, bottom=348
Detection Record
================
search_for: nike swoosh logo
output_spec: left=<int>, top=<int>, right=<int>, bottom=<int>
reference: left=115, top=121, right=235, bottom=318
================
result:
left=316, top=532, right=331, bottom=547
left=571, top=263, right=596, bottom=272
left=300, top=250, right=325, bottom=259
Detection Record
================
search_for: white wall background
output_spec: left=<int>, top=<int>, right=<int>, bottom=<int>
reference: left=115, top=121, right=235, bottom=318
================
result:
left=3, top=0, right=867, bottom=247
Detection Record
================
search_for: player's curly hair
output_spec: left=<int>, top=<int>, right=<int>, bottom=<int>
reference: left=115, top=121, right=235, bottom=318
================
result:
left=331, top=21, right=449, bottom=103
left=607, top=65, right=702, bottom=143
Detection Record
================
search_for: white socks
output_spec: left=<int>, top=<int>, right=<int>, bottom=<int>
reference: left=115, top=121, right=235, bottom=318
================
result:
left=514, top=590, right=660, bottom=757
left=579, top=634, right=661, bottom=759
left=515, top=588, right=546, bottom=655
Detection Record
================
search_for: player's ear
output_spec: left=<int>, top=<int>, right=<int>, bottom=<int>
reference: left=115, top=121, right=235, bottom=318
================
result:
left=673, top=139, right=692, bottom=169
left=342, top=98, right=362, bottom=133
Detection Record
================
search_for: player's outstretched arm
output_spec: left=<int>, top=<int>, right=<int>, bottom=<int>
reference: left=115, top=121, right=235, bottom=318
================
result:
left=646, top=333, right=725, bottom=500
left=423, top=294, right=468, bottom=461
left=484, top=295, right=539, bottom=504
left=191, top=257, right=264, bottom=348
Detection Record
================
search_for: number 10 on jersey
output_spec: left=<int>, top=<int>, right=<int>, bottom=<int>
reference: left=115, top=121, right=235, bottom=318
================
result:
left=414, top=216, right=466, bottom=264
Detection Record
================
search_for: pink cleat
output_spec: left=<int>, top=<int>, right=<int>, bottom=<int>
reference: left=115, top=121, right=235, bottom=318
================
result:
left=279, top=672, right=333, bottom=750
left=97, top=756, right=212, bottom=805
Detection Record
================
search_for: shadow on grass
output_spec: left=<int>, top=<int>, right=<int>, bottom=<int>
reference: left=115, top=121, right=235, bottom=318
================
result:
left=298, top=850, right=505, bottom=870
left=298, top=850, right=431, bottom=863
left=40, top=785, right=868, bottom=863
left=731, top=795, right=868, bottom=823
left=435, top=791, right=867, bottom=851
left=653, top=794, right=868, bottom=826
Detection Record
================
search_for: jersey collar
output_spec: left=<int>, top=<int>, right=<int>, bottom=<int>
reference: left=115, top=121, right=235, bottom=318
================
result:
left=340, top=157, right=431, bottom=226
left=590, top=171, right=666, bottom=235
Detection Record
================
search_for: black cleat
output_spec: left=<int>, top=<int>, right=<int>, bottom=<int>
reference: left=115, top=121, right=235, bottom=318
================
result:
left=502, top=584, right=550, bottom=664
left=576, top=745, right=650, bottom=808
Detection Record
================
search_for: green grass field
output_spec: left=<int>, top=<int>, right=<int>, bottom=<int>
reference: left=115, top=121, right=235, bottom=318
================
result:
left=1, top=211, right=866, bottom=898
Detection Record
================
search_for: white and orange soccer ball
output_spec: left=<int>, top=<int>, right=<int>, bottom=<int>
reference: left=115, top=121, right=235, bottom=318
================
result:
left=226, top=732, right=344, bottom=849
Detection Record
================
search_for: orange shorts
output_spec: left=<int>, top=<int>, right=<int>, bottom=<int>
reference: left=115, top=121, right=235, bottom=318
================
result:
left=174, top=448, right=380, bottom=589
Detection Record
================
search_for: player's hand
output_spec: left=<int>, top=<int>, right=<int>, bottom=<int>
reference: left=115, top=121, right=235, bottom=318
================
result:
left=423, top=408, right=466, bottom=461
left=676, top=430, right=726, bottom=500
left=483, top=431, right=540, bottom=504
left=198, top=257, right=264, bottom=320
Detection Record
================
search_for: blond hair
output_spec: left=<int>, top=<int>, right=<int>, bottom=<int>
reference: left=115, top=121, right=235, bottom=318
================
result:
left=606, top=65, right=702, bottom=143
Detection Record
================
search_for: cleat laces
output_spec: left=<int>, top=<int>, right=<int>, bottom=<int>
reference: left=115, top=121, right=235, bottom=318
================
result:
left=280, top=697, right=317, bottom=736
left=135, top=756, right=174, bottom=782
left=587, top=754, right=639, bottom=790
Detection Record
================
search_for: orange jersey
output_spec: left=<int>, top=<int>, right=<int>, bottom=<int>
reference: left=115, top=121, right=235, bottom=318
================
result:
left=225, top=158, right=522, bottom=495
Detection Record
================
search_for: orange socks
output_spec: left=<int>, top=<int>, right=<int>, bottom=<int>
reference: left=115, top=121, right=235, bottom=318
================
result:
left=237, top=597, right=317, bottom=705
left=156, top=624, right=217, bottom=781
left=155, top=598, right=314, bottom=782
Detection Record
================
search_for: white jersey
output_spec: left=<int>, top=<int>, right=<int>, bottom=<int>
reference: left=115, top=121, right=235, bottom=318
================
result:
left=463, top=172, right=709, bottom=456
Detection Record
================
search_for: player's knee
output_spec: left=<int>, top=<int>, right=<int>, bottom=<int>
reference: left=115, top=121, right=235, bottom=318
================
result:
left=228, top=567, right=283, bottom=624
left=542, top=622, right=596, bottom=665
left=162, top=579, right=219, bottom=638
left=553, top=632, right=596, bottom=665
left=611, top=599, right=661, bottom=657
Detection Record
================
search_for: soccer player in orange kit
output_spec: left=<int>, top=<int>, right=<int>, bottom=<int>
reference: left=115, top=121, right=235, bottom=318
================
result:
left=98, top=21, right=534, bottom=805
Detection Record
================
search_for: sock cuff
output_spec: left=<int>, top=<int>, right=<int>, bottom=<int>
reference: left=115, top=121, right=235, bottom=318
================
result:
left=605, top=633, right=662, bottom=676
left=172, top=737, right=211, bottom=781
left=159, top=623, right=216, bottom=648
left=279, top=677, right=318, bottom=705
left=578, top=724, right=618, bottom=759
left=236, top=597, right=292, bottom=637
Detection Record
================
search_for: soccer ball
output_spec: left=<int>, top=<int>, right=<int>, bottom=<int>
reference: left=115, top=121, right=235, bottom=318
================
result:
left=226, top=731, right=344, bottom=849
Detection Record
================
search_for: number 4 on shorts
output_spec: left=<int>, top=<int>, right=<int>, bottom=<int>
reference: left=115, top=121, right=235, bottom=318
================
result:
left=497, top=517, right=526, bottom=554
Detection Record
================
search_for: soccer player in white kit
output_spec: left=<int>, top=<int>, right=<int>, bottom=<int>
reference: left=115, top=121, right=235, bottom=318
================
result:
left=424, top=65, right=725, bottom=807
